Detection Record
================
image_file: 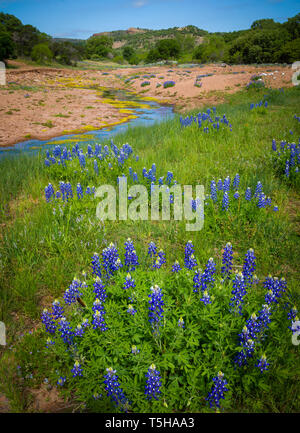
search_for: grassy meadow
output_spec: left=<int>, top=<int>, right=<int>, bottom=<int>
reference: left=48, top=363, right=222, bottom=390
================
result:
left=0, top=85, right=299, bottom=412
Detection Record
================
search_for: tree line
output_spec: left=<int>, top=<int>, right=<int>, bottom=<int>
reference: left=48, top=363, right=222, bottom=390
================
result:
left=0, top=12, right=299, bottom=66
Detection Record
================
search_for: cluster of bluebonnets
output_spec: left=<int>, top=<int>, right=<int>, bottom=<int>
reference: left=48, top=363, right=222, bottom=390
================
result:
left=44, top=140, right=136, bottom=170
left=204, top=174, right=278, bottom=212
left=250, top=100, right=268, bottom=110
left=44, top=182, right=95, bottom=203
left=180, top=107, right=232, bottom=133
left=40, top=235, right=297, bottom=412
left=141, top=81, right=150, bottom=87
left=246, top=75, right=265, bottom=90
left=163, top=81, right=175, bottom=88
left=271, top=137, right=300, bottom=180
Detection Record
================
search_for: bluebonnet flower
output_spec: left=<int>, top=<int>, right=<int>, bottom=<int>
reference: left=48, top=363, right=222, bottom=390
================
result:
left=242, top=249, right=256, bottom=287
left=210, top=180, right=217, bottom=202
left=245, top=313, right=261, bottom=340
left=92, top=298, right=103, bottom=313
left=230, top=272, right=247, bottom=315
left=206, top=371, right=228, bottom=409
left=217, top=179, right=223, bottom=190
left=65, top=182, right=73, bottom=201
left=172, top=260, right=181, bottom=273
left=178, top=317, right=185, bottom=328
left=148, top=285, right=164, bottom=333
left=94, top=159, right=99, bottom=175
left=273, top=205, right=279, bottom=212
left=255, top=354, right=270, bottom=373
left=76, top=183, right=83, bottom=199
left=123, top=273, right=136, bottom=290
left=245, top=187, right=252, bottom=201
left=127, top=305, right=137, bottom=315
left=102, top=243, right=122, bottom=277
left=82, top=318, right=89, bottom=329
left=63, top=278, right=83, bottom=305
left=288, top=306, right=298, bottom=322
left=263, top=276, right=286, bottom=304
left=265, top=289, right=277, bottom=304
left=184, top=241, right=197, bottom=269
left=45, top=184, right=55, bottom=202
left=158, top=249, right=166, bottom=265
left=92, top=309, right=108, bottom=331
left=145, top=364, right=162, bottom=401
left=200, top=290, right=212, bottom=305
left=41, top=309, right=56, bottom=334
left=233, top=191, right=240, bottom=199
left=254, top=181, right=263, bottom=198
left=74, top=324, right=85, bottom=337
left=91, top=253, right=102, bottom=278
left=185, top=254, right=197, bottom=270
left=222, top=192, right=229, bottom=211
left=223, top=176, right=230, bottom=192
left=45, top=337, right=55, bottom=348
left=124, top=238, right=139, bottom=271
left=272, top=139, right=277, bottom=151
left=104, top=368, right=128, bottom=410
left=93, top=277, right=107, bottom=302
left=166, top=171, right=173, bottom=185
left=131, top=345, right=140, bottom=354
left=257, top=304, right=272, bottom=332
left=71, top=361, right=83, bottom=377
left=51, top=300, right=64, bottom=320
left=257, top=192, right=267, bottom=208
left=57, top=376, right=66, bottom=386
left=221, top=243, right=233, bottom=280
left=58, top=318, right=73, bottom=344
left=201, top=258, right=216, bottom=291
left=193, top=268, right=202, bottom=293
left=233, top=174, right=240, bottom=189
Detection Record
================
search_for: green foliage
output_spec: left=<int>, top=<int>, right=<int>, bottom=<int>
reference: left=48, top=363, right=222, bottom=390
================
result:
left=50, top=40, right=84, bottom=65
left=86, top=35, right=113, bottom=59
left=0, top=30, right=15, bottom=61
left=193, top=35, right=226, bottom=62
left=31, top=43, right=53, bottom=64
left=122, top=46, right=135, bottom=61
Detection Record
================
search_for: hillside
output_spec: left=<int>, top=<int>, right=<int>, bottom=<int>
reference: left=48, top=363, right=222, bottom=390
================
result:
left=92, top=25, right=208, bottom=50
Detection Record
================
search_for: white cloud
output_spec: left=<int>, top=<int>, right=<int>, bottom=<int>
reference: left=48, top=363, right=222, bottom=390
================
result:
left=132, top=0, right=148, bottom=7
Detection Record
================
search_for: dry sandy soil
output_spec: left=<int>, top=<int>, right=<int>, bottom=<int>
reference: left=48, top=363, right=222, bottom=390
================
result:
left=0, top=61, right=293, bottom=148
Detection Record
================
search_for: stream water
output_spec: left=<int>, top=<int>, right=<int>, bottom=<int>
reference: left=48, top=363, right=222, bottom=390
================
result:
left=0, top=88, right=174, bottom=158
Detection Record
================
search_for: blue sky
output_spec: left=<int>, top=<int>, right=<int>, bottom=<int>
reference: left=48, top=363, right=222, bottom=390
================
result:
left=0, top=0, right=299, bottom=39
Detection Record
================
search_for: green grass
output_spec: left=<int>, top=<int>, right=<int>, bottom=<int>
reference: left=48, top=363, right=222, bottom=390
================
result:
left=0, top=86, right=299, bottom=412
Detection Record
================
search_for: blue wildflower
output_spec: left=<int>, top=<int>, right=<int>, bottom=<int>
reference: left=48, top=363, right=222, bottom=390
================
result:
left=206, top=371, right=228, bottom=409
left=255, top=354, right=270, bottom=373
left=221, top=243, right=233, bottom=280
left=104, top=367, right=128, bottom=410
left=145, top=364, right=162, bottom=401
left=41, top=309, right=56, bottom=334
left=58, top=317, right=73, bottom=345
left=71, top=361, right=83, bottom=377
left=148, top=285, right=164, bottom=333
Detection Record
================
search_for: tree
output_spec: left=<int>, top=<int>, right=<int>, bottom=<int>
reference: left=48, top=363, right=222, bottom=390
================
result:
left=86, top=35, right=113, bottom=59
left=278, top=38, right=300, bottom=63
left=0, top=31, right=15, bottom=62
left=251, top=19, right=279, bottom=30
left=283, top=13, right=300, bottom=40
left=156, top=38, right=181, bottom=59
left=122, top=46, right=135, bottom=61
left=31, top=43, right=53, bottom=64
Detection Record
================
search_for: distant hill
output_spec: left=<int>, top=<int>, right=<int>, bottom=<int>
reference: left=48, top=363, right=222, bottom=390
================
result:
left=90, top=25, right=208, bottom=50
